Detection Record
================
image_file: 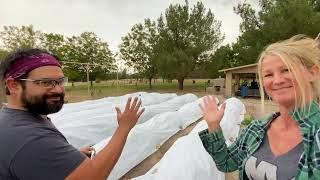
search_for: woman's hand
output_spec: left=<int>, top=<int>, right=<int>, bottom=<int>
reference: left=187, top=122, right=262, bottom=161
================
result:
left=199, top=95, right=226, bottom=133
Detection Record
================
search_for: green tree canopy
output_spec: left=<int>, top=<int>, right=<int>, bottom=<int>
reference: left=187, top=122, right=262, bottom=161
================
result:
left=0, top=25, right=116, bottom=83
left=232, top=0, right=320, bottom=65
left=40, top=33, right=66, bottom=59
left=0, top=49, right=8, bottom=61
left=64, top=32, right=115, bottom=82
left=0, top=25, right=41, bottom=51
left=154, top=1, right=224, bottom=90
left=119, top=18, right=158, bottom=88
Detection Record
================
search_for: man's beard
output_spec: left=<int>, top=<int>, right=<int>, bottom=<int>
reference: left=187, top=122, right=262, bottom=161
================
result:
left=21, top=90, right=65, bottom=115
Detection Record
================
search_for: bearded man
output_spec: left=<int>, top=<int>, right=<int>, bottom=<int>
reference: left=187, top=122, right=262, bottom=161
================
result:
left=0, top=48, right=144, bottom=180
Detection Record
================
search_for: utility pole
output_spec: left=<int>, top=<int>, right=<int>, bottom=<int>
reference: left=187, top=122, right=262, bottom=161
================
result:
left=63, top=61, right=98, bottom=96
left=86, top=64, right=90, bottom=96
left=0, top=82, right=6, bottom=106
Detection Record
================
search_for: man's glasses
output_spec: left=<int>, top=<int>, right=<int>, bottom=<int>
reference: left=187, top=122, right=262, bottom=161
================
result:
left=19, top=77, right=68, bottom=89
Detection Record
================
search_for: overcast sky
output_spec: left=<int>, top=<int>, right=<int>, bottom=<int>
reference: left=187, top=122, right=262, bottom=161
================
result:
left=0, top=0, right=258, bottom=52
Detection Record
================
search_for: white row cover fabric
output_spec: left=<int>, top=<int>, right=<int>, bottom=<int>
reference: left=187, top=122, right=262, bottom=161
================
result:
left=53, top=93, right=197, bottom=148
left=56, top=92, right=175, bottom=113
left=50, top=92, right=176, bottom=125
left=93, top=96, right=203, bottom=180
left=133, top=97, right=245, bottom=180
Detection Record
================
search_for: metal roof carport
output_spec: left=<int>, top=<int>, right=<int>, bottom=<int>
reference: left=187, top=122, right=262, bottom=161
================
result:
left=219, top=63, right=258, bottom=97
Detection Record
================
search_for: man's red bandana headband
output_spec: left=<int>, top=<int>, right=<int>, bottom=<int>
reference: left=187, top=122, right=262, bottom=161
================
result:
left=4, top=53, right=61, bottom=80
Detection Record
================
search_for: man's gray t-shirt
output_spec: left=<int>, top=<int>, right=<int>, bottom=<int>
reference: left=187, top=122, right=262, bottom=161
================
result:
left=245, top=134, right=303, bottom=180
left=0, top=107, right=86, bottom=180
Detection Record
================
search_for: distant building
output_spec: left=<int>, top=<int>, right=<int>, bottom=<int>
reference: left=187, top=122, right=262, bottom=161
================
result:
left=211, top=77, right=225, bottom=95
left=219, top=63, right=259, bottom=97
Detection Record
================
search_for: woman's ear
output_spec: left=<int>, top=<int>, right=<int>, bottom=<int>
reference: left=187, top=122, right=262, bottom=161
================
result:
left=308, top=65, right=319, bottom=82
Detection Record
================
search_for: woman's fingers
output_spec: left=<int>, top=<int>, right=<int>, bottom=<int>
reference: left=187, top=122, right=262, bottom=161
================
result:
left=202, top=95, right=218, bottom=111
left=219, top=102, right=226, bottom=113
left=204, top=96, right=210, bottom=107
left=199, top=103, right=204, bottom=111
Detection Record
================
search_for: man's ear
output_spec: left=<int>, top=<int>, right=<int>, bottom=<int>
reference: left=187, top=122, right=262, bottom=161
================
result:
left=5, top=78, right=22, bottom=95
left=308, top=65, right=319, bottom=82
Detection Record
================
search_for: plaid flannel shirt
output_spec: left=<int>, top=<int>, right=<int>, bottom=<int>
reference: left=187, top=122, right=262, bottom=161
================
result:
left=199, top=101, right=320, bottom=180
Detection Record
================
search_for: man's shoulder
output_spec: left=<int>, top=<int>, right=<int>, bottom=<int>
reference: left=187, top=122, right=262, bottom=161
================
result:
left=0, top=109, right=65, bottom=155
left=1, top=110, right=40, bottom=133
left=6, top=129, right=85, bottom=180
left=0, top=107, right=34, bottom=123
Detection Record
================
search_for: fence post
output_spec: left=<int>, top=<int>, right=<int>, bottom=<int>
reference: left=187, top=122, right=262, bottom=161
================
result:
left=0, top=82, right=6, bottom=107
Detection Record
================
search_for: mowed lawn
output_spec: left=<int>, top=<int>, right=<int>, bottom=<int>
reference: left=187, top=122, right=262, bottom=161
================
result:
left=64, top=79, right=213, bottom=103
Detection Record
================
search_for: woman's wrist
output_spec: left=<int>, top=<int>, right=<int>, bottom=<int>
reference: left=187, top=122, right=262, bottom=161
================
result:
left=208, top=124, right=221, bottom=133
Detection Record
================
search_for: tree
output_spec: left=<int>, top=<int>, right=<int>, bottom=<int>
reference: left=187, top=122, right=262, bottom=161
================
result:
left=0, top=25, right=41, bottom=51
left=206, top=45, right=237, bottom=78
left=154, top=1, right=224, bottom=90
left=232, top=0, right=320, bottom=65
left=65, top=32, right=115, bottom=85
left=0, top=49, right=8, bottom=61
left=39, top=32, right=83, bottom=82
left=40, top=33, right=65, bottom=59
left=309, top=0, right=320, bottom=11
left=119, top=18, right=158, bottom=88
left=120, top=68, right=128, bottom=79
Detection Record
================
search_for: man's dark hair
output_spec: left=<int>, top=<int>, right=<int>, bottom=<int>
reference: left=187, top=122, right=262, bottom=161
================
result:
left=0, top=48, right=60, bottom=95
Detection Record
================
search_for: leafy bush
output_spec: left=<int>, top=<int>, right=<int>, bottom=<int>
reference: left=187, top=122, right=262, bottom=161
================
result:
left=242, top=115, right=254, bottom=126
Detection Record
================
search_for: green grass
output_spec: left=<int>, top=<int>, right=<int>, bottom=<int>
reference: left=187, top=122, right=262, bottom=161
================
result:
left=242, top=114, right=254, bottom=126
left=64, top=79, right=212, bottom=103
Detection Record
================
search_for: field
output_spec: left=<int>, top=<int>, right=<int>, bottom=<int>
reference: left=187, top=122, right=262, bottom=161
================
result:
left=64, top=78, right=277, bottom=119
left=64, top=79, right=212, bottom=103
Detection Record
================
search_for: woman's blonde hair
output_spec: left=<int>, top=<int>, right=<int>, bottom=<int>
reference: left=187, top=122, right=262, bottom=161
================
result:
left=257, top=34, right=320, bottom=114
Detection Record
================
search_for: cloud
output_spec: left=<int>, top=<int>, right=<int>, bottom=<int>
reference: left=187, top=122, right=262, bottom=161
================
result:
left=0, top=0, right=246, bottom=51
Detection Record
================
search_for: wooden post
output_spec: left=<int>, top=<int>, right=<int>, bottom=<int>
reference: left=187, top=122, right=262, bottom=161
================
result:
left=0, top=82, right=6, bottom=107
left=86, top=64, right=90, bottom=97
left=234, top=74, right=240, bottom=96
left=225, top=72, right=232, bottom=97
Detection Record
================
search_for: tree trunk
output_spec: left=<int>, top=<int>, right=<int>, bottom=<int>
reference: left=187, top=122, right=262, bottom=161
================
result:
left=0, top=83, right=6, bottom=106
left=178, top=78, right=184, bottom=90
left=148, top=77, right=152, bottom=89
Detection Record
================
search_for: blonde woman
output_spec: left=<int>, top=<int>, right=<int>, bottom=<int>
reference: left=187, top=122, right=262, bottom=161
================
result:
left=199, top=34, right=320, bottom=180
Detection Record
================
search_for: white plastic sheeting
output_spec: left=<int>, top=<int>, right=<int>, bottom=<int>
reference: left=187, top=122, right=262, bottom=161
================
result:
left=52, top=93, right=197, bottom=148
left=133, top=97, right=245, bottom=180
left=138, top=93, right=197, bottom=124
left=133, top=121, right=223, bottom=180
left=93, top=97, right=204, bottom=180
left=50, top=92, right=176, bottom=126
left=219, top=97, right=246, bottom=146
left=178, top=96, right=219, bottom=129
